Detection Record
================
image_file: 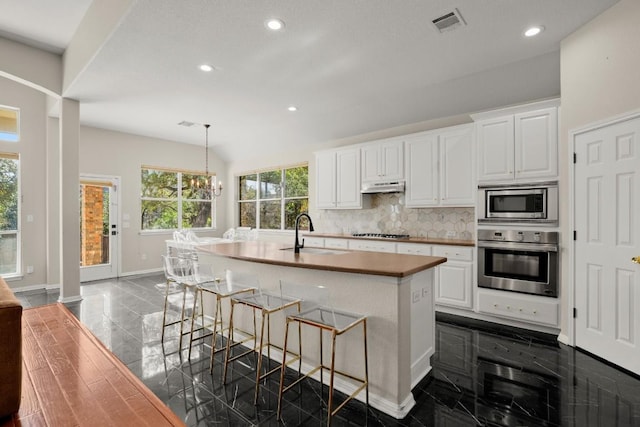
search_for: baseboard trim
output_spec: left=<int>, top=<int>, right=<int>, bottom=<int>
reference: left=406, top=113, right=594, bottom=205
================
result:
left=118, top=268, right=163, bottom=277
left=58, top=295, right=83, bottom=304
left=557, top=333, right=570, bottom=345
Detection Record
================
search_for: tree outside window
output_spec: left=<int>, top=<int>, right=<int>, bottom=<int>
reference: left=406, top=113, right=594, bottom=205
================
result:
left=0, top=153, right=19, bottom=276
left=238, top=165, right=308, bottom=230
left=141, top=167, right=216, bottom=230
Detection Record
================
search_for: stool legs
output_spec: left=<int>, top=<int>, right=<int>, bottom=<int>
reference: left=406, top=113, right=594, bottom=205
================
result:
left=224, top=300, right=300, bottom=406
left=254, top=309, right=267, bottom=405
left=209, top=297, right=223, bottom=373
left=277, top=317, right=369, bottom=426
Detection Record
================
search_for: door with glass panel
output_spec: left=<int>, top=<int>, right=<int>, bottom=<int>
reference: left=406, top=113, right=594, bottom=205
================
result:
left=80, top=176, right=119, bottom=282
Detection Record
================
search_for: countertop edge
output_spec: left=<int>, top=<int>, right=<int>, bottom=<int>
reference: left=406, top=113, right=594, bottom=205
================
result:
left=303, top=233, right=475, bottom=247
left=197, top=242, right=447, bottom=278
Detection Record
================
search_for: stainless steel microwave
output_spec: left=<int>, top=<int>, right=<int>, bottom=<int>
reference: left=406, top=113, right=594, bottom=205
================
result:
left=477, top=181, right=558, bottom=224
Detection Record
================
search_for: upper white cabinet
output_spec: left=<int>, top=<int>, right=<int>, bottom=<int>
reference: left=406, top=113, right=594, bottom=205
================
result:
left=315, top=150, right=337, bottom=209
left=405, top=124, right=475, bottom=208
left=361, top=139, right=404, bottom=184
left=315, top=147, right=366, bottom=209
left=474, top=100, right=559, bottom=183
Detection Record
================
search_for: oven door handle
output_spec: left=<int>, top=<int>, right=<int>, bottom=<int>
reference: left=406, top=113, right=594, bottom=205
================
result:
left=478, top=241, right=559, bottom=252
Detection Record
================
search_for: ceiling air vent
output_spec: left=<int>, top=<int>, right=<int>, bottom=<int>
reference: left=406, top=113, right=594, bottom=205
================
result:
left=432, top=8, right=466, bottom=33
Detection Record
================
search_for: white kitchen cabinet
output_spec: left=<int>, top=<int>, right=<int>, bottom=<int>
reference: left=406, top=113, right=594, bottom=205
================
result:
left=302, top=237, right=324, bottom=248
left=405, top=133, right=439, bottom=207
left=315, top=151, right=336, bottom=209
left=361, top=139, right=404, bottom=184
left=440, top=125, right=476, bottom=205
left=348, top=239, right=396, bottom=253
left=433, top=246, right=473, bottom=309
left=396, top=242, right=432, bottom=256
left=315, top=148, right=366, bottom=209
left=475, top=101, right=558, bottom=183
left=477, top=288, right=559, bottom=327
left=323, top=238, right=350, bottom=249
left=514, top=108, right=558, bottom=181
left=405, top=124, right=475, bottom=208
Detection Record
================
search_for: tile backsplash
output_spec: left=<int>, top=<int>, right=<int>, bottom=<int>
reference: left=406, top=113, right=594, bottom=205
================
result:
left=312, top=193, right=475, bottom=240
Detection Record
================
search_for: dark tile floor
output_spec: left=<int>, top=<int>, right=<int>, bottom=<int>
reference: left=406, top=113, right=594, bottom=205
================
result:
left=16, top=274, right=640, bottom=426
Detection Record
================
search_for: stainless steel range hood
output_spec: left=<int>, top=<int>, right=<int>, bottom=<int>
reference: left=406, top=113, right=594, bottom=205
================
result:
left=361, top=181, right=405, bottom=194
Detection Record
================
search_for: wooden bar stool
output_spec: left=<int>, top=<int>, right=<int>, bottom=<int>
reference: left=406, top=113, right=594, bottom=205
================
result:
left=277, top=283, right=368, bottom=426
left=222, top=274, right=302, bottom=405
left=188, top=263, right=256, bottom=371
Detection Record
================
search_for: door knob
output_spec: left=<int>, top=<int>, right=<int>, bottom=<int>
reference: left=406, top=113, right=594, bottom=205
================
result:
left=633, top=256, right=640, bottom=264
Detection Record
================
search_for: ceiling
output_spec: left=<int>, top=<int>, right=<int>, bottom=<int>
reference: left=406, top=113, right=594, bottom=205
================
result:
left=0, top=0, right=619, bottom=162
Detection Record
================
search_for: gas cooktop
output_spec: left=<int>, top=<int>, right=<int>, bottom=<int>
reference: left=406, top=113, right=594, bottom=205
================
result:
left=351, top=233, right=411, bottom=239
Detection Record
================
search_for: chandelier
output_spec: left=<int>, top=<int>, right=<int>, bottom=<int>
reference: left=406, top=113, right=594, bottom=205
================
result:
left=191, top=123, right=223, bottom=199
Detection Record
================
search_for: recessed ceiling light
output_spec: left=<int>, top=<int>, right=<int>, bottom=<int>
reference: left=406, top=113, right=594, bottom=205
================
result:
left=199, top=64, right=214, bottom=72
left=524, top=26, right=544, bottom=37
left=287, top=106, right=298, bottom=112
left=266, top=18, right=285, bottom=31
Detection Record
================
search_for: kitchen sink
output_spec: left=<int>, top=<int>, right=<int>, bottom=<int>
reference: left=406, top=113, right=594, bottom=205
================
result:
left=279, top=247, right=348, bottom=255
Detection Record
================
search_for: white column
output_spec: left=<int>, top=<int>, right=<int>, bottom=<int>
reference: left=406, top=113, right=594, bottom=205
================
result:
left=58, top=98, right=82, bottom=303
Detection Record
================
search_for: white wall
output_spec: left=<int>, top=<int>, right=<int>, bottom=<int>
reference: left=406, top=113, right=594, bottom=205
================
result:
left=0, top=78, right=48, bottom=288
left=0, top=37, right=61, bottom=95
left=78, top=126, right=228, bottom=274
left=1, top=73, right=229, bottom=289
left=559, top=0, right=640, bottom=335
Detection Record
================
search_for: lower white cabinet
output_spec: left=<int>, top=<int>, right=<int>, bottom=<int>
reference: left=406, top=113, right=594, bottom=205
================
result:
left=323, top=238, right=350, bottom=249
left=396, top=242, right=432, bottom=256
left=433, top=246, right=474, bottom=310
left=303, top=237, right=324, bottom=248
left=348, top=239, right=396, bottom=253
left=477, top=288, right=559, bottom=327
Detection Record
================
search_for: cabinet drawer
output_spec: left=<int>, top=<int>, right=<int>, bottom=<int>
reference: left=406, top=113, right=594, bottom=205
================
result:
left=477, top=289, right=559, bottom=327
left=396, top=243, right=432, bottom=256
left=303, top=237, right=324, bottom=248
left=348, top=240, right=396, bottom=253
left=433, top=245, right=473, bottom=261
left=324, top=238, right=350, bottom=249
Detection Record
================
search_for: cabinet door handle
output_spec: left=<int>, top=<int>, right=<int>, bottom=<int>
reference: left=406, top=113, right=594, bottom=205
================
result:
left=632, top=256, right=640, bottom=264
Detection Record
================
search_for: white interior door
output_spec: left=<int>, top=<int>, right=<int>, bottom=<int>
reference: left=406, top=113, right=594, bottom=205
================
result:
left=574, top=115, right=640, bottom=375
left=80, top=176, right=119, bottom=282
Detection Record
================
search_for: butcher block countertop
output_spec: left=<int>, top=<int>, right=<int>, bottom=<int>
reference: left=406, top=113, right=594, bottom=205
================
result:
left=196, top=241, right=447, bottom=278
left=304, top=232, right=475, bottom=247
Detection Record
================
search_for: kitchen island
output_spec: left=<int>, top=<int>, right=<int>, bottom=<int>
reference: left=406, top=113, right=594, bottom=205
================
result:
left=196, top=241, right=446, bottom=419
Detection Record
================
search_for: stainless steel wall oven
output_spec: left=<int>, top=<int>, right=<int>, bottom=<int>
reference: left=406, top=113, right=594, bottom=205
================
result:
left=478, top=229, right=559, bottom=297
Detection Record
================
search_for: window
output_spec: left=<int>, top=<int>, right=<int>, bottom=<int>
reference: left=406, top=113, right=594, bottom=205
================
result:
left=0, top=106, right=19, bottom=142
left=141, top=166, right=217, bottom=231
left=0, top=153, right=19, bottom=276
left=238, top=165, right=309, bottom=230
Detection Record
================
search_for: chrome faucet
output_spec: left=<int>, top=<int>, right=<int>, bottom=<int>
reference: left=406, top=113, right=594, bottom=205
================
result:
left=294, top=213, right=315, bottom=254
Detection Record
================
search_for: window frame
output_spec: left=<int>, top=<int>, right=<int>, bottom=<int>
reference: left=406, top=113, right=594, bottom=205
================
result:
left=237, top=164, right=309, bottom=231
left=0, top=152, right=21, bottom=278
left=0, top=105, right=20, bottom=143
left=140, top=166, right=218, bottom=232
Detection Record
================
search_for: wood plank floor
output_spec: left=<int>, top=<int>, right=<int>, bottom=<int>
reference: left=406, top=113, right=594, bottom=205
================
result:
left=0, top=303, right=185, bottom=427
